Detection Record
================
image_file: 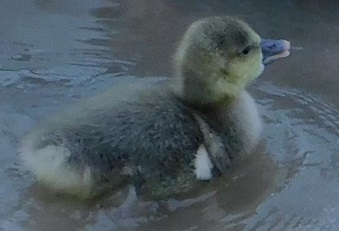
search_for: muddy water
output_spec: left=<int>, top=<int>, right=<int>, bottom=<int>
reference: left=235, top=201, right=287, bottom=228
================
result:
left=0, top=0, right=338, bottom=230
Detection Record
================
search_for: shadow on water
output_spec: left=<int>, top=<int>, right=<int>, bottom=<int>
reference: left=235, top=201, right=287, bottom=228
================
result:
left=0, top=0, right=338, bottom=231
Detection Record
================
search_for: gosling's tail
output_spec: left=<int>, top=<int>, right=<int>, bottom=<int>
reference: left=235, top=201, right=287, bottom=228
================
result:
left=20, top=132, right=94, bottom=198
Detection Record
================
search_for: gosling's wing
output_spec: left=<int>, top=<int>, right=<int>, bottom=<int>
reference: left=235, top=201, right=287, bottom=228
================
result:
left=193, top=114, right=235, bottom=176
left=91, top=100, right=204, bottom=161
left=79, top=100, right=206, bottom=196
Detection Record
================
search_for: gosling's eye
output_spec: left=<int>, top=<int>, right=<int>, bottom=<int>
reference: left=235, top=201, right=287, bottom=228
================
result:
left=241, top=46, right=251, bottom=55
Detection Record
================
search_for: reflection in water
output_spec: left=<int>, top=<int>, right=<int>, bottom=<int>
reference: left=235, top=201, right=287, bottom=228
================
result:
left=0, top=0, right=338, bottom=231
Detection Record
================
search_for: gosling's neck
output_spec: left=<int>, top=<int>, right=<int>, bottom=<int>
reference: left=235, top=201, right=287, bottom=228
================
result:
left=170, top=72, right=239, bottom=113
left=171, top=55, right=248, bottom=110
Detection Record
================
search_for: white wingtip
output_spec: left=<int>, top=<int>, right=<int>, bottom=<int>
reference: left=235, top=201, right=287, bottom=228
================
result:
left=194, top=145, right=214, bottom=180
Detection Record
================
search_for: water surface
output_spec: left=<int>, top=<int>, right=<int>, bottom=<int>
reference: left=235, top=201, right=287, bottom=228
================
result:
left=0, top=0, right=338, bottom=230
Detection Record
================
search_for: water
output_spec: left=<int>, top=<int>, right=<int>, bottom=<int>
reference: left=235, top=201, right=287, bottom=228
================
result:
left=0, top=0, right=338, bottom=230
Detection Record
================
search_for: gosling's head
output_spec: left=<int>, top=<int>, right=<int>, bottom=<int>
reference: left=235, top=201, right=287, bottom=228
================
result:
left=172, top=16, right=287, bottom=106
